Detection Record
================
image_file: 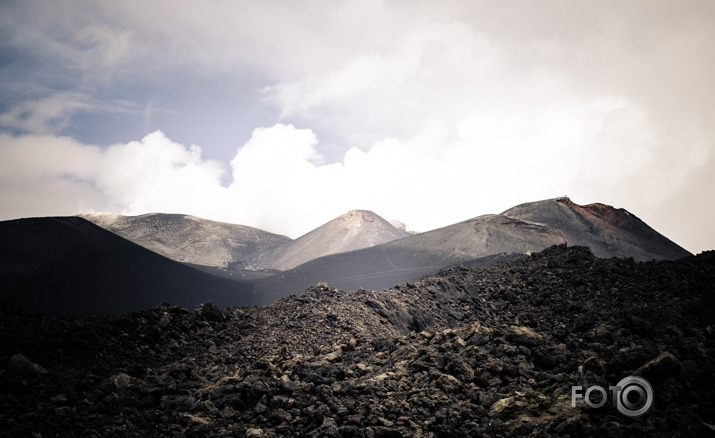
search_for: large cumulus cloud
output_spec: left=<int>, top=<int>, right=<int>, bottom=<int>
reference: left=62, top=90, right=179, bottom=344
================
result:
left=0, top=0, right=713, bottom=251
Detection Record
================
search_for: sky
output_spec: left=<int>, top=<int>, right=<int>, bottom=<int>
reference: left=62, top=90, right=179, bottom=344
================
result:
left=0, top=0, right=713, bottom=253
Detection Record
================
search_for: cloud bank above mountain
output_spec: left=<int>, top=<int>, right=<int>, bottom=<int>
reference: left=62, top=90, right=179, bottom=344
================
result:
left=0, top=1, right=713, bottom=252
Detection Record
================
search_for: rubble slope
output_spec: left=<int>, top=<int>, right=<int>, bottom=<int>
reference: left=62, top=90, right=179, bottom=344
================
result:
left=2, top=245, right=714, bottom=437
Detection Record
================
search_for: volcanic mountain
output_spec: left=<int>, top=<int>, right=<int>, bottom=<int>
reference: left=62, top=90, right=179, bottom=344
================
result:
left=254, top=210, right=411, bottom=271
left=250, top=198, right=692, bottom=304
left=1, top=198, right=693, bottom=315
left=0, top=217, right=255, bottom=316
left=78, top=213, right=292, bottom=272
left=251, top=214, right=566, bottom=304
left=502, top=197, right=692, bottom=261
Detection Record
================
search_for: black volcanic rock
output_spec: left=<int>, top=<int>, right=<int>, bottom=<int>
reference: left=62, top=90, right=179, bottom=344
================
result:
left=0, top=217, right=255, bottom=316
left=255, top=210, right=411, bottom=271
left=2, top=245, right=713, bottom=436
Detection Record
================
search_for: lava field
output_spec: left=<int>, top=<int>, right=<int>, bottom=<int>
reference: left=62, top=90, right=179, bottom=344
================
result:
left=1, top=245, right=714, bottom=437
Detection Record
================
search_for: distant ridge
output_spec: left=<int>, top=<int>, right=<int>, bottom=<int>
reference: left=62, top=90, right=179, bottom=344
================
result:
left=254, top=210, right=411, bottom=271
left=79, top=213, right=292, bottom=270
left=1, top=197, right=694, bottom=315
left=250, top=198, right=692, bottom=303
left=251, top=213, right=566, bottom=304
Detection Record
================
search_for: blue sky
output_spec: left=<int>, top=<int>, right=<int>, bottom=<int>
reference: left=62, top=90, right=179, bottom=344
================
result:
left=0, top=0, right=713, bottom=253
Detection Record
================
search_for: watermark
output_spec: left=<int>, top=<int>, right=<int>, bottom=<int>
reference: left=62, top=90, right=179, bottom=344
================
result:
left=572, top=376, right=653, bottom=417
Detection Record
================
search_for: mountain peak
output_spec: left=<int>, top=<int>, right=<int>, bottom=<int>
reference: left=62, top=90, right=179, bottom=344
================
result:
left=344, top=209, right=375, bottom=215
left=332, top=210, right=387, bottom=230
left=338, top=209, right=379, bottom=222
left=78, top=212, right=124, bottom=228
left=255, top=210, right=411, bottom=271
left=502, top=197, right=691, bottom=260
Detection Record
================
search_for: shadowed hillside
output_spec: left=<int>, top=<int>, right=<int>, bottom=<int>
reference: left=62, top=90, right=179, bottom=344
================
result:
left=0, top=217, right=255, bottom=316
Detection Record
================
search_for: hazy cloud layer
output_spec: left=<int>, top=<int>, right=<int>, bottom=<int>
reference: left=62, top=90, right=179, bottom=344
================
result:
left=0, top=0, right=713, bottom=252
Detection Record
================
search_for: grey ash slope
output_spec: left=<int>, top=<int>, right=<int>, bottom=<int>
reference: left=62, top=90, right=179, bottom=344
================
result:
left=252, top=198, right=691, bottom=304
left=251, top=214, right=566, bottom=304
left=255, top=210, right=411, bottom=271
left=79, top=213, right=291, bottom=271
left=502, top=197, right=692, bottom=261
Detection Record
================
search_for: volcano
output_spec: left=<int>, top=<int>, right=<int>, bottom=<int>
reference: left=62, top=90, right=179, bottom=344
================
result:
left=255, top=210, right=411, bottom=271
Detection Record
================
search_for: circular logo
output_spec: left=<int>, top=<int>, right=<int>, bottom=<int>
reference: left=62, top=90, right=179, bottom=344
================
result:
left=615, top=376, right=653, bottom=417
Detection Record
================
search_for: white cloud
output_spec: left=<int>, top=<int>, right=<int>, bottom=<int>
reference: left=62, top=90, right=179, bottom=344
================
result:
left=96, top=131, right=228, bottom=217
left=263, top=21, right=508, bottom=147
left=0, top=92, right=94, bottom=134
left=0, top=90, right=141, bottom=135
left=0, top=126, right=350, bottom=237
left=0, top=102, right=712, bottom=251
left=0, top=134, right=106, bottom=216
left=0, top=1, right=714, bottom=252
left=226, top=124, right=346, bottom=233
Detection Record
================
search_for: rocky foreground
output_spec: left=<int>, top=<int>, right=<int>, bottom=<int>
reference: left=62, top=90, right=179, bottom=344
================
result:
left=1, top=245, right=714, bottom=437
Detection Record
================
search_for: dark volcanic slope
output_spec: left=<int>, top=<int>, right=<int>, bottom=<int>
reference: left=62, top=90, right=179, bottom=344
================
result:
left=502, top=197, right=692, bottom=261
left=2, top=245, right=714, bottom=437
left=255, top=210, right=411, bottom=271
left=251, top=214, right=565, bottom=304
left=0, top=217, right=255, bottom=316
left=79, top=213, right=292, bottom=270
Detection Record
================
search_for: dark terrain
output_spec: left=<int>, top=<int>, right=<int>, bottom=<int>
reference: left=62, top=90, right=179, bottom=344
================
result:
left=1, top=245, right=714, bottom=437
left=0, top=217, right=255, bottom=316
